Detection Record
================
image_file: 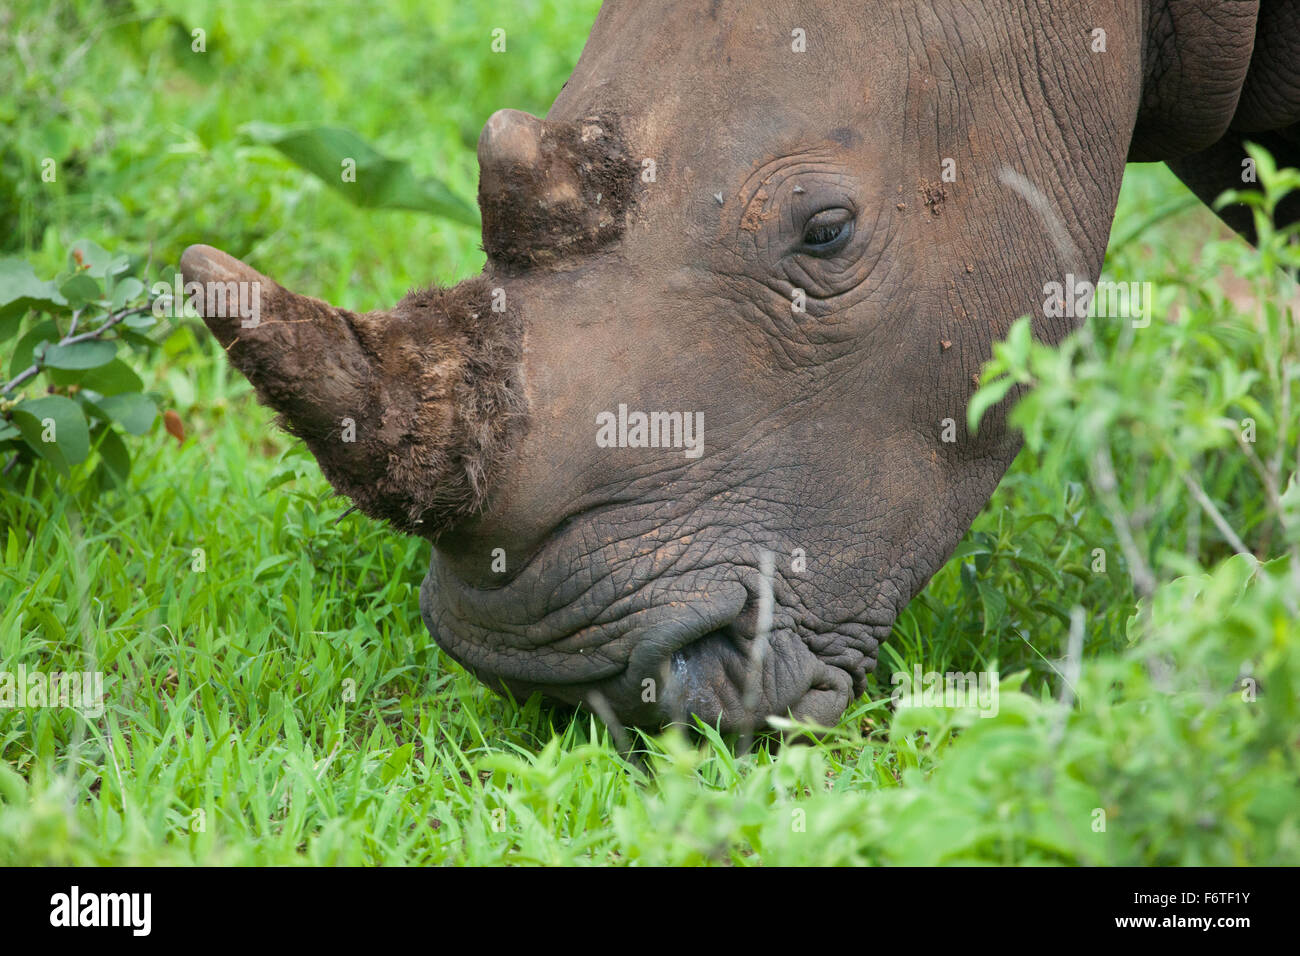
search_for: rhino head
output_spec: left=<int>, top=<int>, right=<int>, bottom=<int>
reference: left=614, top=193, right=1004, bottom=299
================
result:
left=184, top=1, right=1300, bottom=731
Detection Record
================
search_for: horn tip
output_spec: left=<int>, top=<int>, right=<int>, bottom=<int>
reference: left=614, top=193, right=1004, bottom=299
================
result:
left=180, top=244, right=264, bottom=288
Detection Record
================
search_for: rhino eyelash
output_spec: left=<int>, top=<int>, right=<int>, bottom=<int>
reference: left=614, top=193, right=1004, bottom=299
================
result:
left=805, top=222, right=844, bottom=245
left=798, top=209, right=855, bottom=256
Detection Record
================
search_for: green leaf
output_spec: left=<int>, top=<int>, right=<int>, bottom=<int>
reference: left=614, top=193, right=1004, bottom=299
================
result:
left=1010, top=552, right=1062, bottom=582
left=1280, top=473, right=1300, bottom=547
left=110, top=276, right=146, bottom=311
left=91, top=424, right=131, bottom=486
left=241, top=121, right=479, bottom=225
left=123, top=310, right=157, bottom=331
left=380, top=743, right=415, bottom=784
left=959, top=560, right=979, bottom=594
left=0, top=761, right=26, bottom=804
left=264, top=469, right=300, bottom=492
left=252, top=554, right=293, bottom=581
left=48, top=357, right=143, bottom=395
left=1029, top=599, right=1073, bottom=627
left=966, top=375, right=1017, bottom=435
left=7, top=319, right=57, bottom=380
left=977, top=581, right=1008, bottom=635
left=59, top=272, right=102, bottom=307
left=95, top=392, right=157, bottom=435
left=41, top=338, right=117, bottom=370
left=0, top=258, right=67, bottom=321
left=10, top=395, right=90, bottom=472
left=1000, top=315, right=1034, bottom=369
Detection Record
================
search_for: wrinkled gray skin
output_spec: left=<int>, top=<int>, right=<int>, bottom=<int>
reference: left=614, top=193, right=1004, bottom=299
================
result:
left=185, top=1, right=1300, bottom=732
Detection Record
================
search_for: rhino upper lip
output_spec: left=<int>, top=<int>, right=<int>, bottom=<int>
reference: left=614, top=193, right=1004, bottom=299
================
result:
left=617, top=584, right=749, bottom=683
left=464, top=492, right=665, bottom=588
left=430, top=509, right=752, bottom=659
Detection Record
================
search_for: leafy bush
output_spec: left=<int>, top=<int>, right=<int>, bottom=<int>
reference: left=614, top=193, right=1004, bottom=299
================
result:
left=1, top=239, right=166, bottom=490
left=599, top=552, right=1299, bottom=866
left=974, top=143, right=1299, bottom=587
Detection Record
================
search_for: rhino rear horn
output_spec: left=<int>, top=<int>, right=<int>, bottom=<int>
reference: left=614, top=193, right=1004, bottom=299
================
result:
left=180, top=245, right=526, bottom=538
left=476, top=109, right=638, bottom=268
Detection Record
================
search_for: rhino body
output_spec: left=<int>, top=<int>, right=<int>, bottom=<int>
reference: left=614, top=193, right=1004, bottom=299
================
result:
left=184, top=1, right=1300, bottom=731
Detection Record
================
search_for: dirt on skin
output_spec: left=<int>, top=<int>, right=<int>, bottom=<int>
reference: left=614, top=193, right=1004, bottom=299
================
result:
left=740, top=187, right=773, bottom=232
left=918, top=178, right=947, bottom=215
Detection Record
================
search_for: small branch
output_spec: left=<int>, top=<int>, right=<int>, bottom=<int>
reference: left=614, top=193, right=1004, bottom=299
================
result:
left=1231, top=424, right=1282, bottom=508
left=738, top=549, right=775, bottom=756
left=3, top=363, right=42, bottom=398
left=61, top=304, right=148, bottom=346
left=1089, top=444, right=1158, bottom=598
left=1048, top=606, right=1085, bottom=752
left=0, top=304, right=151, bottom=397
left=1179, top=471, right=1252, bottom=556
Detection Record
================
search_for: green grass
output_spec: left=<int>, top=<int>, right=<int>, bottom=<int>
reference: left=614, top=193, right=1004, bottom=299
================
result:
left=2, top=0, right=1298, bottom=865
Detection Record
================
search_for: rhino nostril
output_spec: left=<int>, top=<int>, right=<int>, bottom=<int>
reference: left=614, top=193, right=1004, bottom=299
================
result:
left=668, top=626, right=733, bottom=681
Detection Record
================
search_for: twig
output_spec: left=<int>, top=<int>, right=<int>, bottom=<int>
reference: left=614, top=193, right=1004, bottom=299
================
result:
left=1231, top=424, right=1283, bottom=509
left=1089, top=444, right=1158, bottom=598
left=1179, top=470, right=1252, bottom=556
left=1048, top=607, right=1085, bottom=753
left=738, top=550, right=774, bottom=755
left=1, top=304, right=150, bottom=397
left=584, top=690, right=630, bottom=757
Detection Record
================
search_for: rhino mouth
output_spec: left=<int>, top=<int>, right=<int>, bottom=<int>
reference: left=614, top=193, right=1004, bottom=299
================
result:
left=657, top=617, right=869, bottom=731
left=421, top=538, right=882, bottom=732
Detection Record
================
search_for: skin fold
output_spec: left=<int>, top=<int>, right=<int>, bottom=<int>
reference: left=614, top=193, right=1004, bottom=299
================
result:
left=184, top=1, right=1300, bottom=732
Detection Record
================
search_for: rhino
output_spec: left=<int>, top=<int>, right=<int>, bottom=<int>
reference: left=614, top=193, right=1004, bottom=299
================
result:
left=182, top=1, right=1300, bottom=732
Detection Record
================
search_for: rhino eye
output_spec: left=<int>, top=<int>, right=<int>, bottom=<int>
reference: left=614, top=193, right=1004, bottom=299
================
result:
left=799, top=208, right=854, bottom=255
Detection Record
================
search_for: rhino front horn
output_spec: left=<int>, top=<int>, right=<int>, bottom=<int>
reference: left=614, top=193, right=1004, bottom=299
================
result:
left=180, top=244, right=526, bottom=538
